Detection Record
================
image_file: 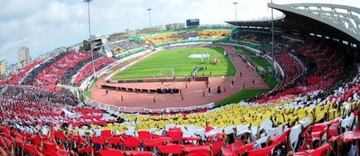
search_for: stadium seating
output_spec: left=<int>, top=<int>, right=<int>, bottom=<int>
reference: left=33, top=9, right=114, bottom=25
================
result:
left=111, top=40, right=142, bottom=54
left=198, top=30, right=231, bottom=40
left=1, top=28, right=359, bottom=156
left=5, top=59, right=45, bottom=85
left=32, top=51, right=92, bottom=93
left=73, top=57, right=115, bottom=86
left=142, top=29, right=230, bottom=45
left=0, top=72, right=358, bottom=156
left=144, top=33, right=183, bottom=45
left=275, top=52, right=304, bottom=90
left=255, top=41, right=346, bottom=103
left=0, top=93, right=359, bottom=156
left=298, top=42, right=344, bottom=79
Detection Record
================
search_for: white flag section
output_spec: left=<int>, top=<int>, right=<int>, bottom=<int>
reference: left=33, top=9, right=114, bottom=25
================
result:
left=236, top=125, right=251, bottom=136
left=341, top=113, right=355, bottom=131
left=290, top=124, right=302, bottom=150
left=224, top=126, right=235, bottom=135
left=269, top=124, right=284, bottom=137
left=125, top=126, right=136, bottom=136
left=62, top=108, right=77, bottom=118
left=205, top=127, right=223, bottom=137
left=181, top=126, right=205, bottom=138
left=165, top=124, right=176, bottom=131
left=300, top=117, right=311, bottom=128
left=260, top=119, right=273, bottom=134
left=254, top=136, right=269, bottom=150
left=95, top=129, right=101, bottom=136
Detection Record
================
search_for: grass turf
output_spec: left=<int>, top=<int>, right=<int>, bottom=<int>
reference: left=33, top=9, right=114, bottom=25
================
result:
left=235, top=47, right=279, bottom=90
left=216, top=89, right=266, bottom=106
left=215, top=47, right=279, bottom=106
left=113, top=47, right=236, bottom=80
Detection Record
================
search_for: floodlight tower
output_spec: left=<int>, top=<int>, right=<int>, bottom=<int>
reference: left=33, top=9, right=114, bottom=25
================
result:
left=84, top=0, right=96, bottom=78
left=270, top=0, right=276, bottom=71
left=147, top=8, right=152, bottom=27
left=271, top=0, right=275, bottom=57
left=233, top=2, right=238, bottom=41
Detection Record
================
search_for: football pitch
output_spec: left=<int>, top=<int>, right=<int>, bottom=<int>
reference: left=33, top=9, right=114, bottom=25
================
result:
left=113, top=47, right=236, bottom=80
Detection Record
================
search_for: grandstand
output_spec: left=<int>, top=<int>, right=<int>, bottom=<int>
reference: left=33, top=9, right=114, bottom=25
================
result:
left=1, top=2, right=360, bottom=156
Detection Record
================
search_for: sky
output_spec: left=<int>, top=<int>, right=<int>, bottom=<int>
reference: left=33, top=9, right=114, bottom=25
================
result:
left=0, top=0, right=359, bottom=64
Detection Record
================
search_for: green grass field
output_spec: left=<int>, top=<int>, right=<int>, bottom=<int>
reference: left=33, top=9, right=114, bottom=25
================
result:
left=235, top=47, right=279, bottom=89
left=215, top=46, right=280, bottom=106
left=216, top=89, right=266, bottom=106
left=113, top=47, right=236, bottom=80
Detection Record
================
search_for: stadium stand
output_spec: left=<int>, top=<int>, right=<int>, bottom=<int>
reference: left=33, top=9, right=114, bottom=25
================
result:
left=143, top=33, right=183, bottom=45
left=31, top=51, right=92, bottom=93
left=0, top=52, right=358, bottom=156
left=21, top=51, right=73, bottom=86
left=198, top=30, right=231, bottom=40
left=5, top=59, right=45, bottom=85
left=274, top=52, right=305, bottom=90
left=141, top=29, right=230, bottom=46
left=73, top=57, right=116, bottom=86
left=1, top=27, right=358, bottom=156
left=0, top=85, right=359, bottom=155
left=1, top=2, right=360, bottom=155
left=111, top=40, right=142, bottom=54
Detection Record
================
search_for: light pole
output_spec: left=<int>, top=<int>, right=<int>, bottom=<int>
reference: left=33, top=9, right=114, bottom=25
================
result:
left=147, top=8, right=152, bottom=27
left=271, top=0, right=276, bottom=71
left=85, top=0, right=92, bottom=38
left=233, top=2, right=238, bottom=41
left=84, top=0, right=96, bottom=78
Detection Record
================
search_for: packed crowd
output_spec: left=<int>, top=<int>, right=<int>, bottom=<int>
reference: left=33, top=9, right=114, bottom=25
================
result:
left=142, top=29, right=231, bottom=45
left=21, top=51, right=72, bottom=86
left=274, top=53, right=305, bottom=91
left=1, top=30, right=360, bottom=156
left=1, top=54, right=360, bottom=156
left=256, top=41, right=347, bottom=103
left=143, top=33, right=183, bottom=45
left=1, top=80, right=360, bottom=155
left=73, top=57, right=115, bottom=86
left=198, top=30, right=231, bottom=40
left=111, top=40, right=142, bottom=54
left=3, top=59, right=45, bottom=85
left=60, top=54, right=102, bottom=85
left=32, top=51, right=92, bottom=93
left=298, top=42, right=344, bottom=79
left=230, top=30, right=291, bottom=52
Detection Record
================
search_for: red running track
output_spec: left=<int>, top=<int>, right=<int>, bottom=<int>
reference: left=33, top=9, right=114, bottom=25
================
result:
left=90, top=46, right=268, bottom=109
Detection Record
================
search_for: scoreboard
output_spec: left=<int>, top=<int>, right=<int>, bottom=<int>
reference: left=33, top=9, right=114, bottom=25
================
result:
left=186, top=19, right=200, bottom=27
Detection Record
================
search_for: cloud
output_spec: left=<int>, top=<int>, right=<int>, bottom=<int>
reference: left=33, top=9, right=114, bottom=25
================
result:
left=0, top=0, right=87, bottom=63
left=0, top=0, right=359, bottom=64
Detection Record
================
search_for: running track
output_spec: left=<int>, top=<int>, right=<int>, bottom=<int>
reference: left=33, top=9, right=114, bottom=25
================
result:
left=90, top=46, right=268, bottom=109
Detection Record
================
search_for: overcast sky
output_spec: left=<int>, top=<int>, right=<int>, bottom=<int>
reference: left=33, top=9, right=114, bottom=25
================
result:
left=0, top=0, right=359, bottom=64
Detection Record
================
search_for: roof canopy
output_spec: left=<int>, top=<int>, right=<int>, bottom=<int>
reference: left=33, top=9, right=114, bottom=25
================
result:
left=227, top=3, right=360, bottom=45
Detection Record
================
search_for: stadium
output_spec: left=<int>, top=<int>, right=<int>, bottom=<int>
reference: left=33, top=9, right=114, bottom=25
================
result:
left=0, top=1, right=360, bottom=156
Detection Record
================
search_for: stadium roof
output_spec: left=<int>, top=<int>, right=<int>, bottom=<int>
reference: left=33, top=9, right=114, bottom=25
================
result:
left=227, top=3, right=360, bottom=45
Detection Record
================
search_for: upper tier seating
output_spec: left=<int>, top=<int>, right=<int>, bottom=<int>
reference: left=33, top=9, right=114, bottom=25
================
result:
left=73, top=57, right=115, bottom=86
left=5, top=59, right=45, bottom=85
left=0, top=32, right=359, bottom=156
left=0, top=94, right=359, bottom=156
left=32, top=51, right=92, bottom=93
left=256, top=41, right=346, bottom=103
left=111, top=40, right=142, bottom=54
left=142, top=30, right=230, bottom=45
left=275, top=53, right=304, bottom=90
